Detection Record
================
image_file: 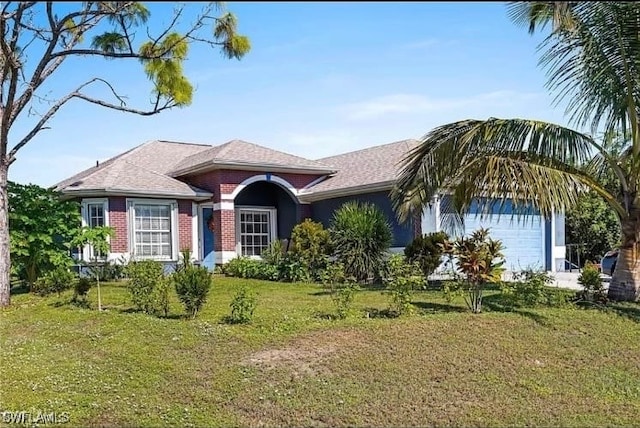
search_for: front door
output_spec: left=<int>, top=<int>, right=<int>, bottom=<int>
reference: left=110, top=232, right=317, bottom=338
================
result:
left=202, top=207, right=215, bottom=271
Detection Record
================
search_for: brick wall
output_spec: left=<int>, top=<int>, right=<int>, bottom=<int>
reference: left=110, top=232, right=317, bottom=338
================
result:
left=108, top=197, right=128, bottom=253
left=177, top=200, right=193, bottom=252
left=182, top=169, right=325, bottom=203
left=212, top=209, right=236, bottom=252
left=108, top=197, right=194, bottom=255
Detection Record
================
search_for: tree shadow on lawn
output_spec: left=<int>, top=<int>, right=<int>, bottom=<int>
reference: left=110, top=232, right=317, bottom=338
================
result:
left=482, top=294, right=550, bottom=326
left=411, top=301, right=468, bottom=314
left=9, top=283, right=29, bottom=295
left=599, top=302, right=640, bottom=324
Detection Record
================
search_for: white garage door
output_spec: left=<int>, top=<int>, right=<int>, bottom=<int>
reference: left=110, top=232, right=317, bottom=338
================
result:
left=463, top=214, right=545, bottom=272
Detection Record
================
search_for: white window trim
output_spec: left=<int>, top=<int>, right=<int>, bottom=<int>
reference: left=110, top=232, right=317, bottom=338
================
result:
left=126, top=198, right=179, bottom=262
left=80, top=198, right=109, bottom=262
left=235, top=206, right=277, bottom=259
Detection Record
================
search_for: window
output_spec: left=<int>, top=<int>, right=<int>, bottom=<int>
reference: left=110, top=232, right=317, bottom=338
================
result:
left=128, top=200, right=177, bottom=260
left=81, top=198, right=109, bottom=261
left=87, top=203, right=105, bottom=228
left=134, top=204, right=172, bottom=258
left=237, top=208, right=276, bottom=257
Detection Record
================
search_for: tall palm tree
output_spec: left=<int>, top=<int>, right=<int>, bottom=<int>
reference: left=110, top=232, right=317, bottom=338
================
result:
left=391, top=2, right=640, bottom=301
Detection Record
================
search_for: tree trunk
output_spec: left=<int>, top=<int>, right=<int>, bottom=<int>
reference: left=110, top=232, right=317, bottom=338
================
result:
left=0, top=160, right=10, bottom=307
left=607, top=210, right=640, bottom=302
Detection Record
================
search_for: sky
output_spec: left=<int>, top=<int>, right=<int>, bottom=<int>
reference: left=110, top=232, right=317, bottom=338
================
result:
left=9, top=1, right=576, bottom=187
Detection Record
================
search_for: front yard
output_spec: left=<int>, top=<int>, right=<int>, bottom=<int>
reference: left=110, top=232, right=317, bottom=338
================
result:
left=1, top=277, right=640, bottom=427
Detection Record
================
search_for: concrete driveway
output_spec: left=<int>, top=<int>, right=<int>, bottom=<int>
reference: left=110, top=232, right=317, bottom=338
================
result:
left=549, top=271, right=610, bottom=291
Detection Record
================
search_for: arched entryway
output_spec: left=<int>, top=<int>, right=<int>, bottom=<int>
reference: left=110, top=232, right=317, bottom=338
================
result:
left=234, top=180, right=299, bottom=256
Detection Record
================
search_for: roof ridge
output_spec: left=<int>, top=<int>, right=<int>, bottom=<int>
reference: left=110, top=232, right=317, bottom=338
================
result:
left=316, top=138, right=419, bottom=161
left=154, top=139, right=213, bottom=148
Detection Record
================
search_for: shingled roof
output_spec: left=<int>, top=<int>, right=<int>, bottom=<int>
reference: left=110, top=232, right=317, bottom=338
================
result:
left=299, top=139, right=420, bottom=201
left=54, top=140, right=213, bottom=199
left=54, top=138, right=421, bottom=201
left=170, top=139, right=335, bottom=176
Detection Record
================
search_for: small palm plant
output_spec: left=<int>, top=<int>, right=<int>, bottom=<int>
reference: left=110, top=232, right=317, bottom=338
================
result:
left=330, top=201, right=393, bottom=283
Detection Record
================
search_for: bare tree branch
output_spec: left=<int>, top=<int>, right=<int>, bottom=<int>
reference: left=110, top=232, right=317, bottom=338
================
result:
left=8, top=77, right=176, bottom=163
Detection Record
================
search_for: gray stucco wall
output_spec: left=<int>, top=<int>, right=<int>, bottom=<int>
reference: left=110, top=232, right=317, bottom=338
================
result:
left=310, top=191, right=415, bottom=247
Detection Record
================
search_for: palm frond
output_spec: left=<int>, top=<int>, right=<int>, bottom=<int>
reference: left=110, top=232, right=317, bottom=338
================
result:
left=536, top=2, right=640, bottom=144
left=391, top=118, right=624, bottom=223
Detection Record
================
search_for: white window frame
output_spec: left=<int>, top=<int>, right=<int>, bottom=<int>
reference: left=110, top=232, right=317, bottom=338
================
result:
left=127, top=198, right=179, bottom=262
left=80, top=198, right=109, bottom=262
left=235, top=206, right=277, bottom=258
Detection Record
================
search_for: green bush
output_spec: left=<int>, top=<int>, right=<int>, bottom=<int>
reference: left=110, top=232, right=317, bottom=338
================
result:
left=126, top=260, right=168, bottom=315
left=501, top=269, right=556, bottom=307
left=86, top=260, right=125, bottom=282
left=404, top=232, right=448, bottom=278
left=330, top=201, right=393, bottom=283
left=222, top=257, right=280, bottom=281
left=331, top=282, right=359, bottom=319
left=228, top=286, right=257, bottom=324
left=276, top=252, right=310, bottom=282
left=577, top=261, right=606, bottom=304
left=72, top=277, right=93, bottom=307
left=383, top=254, right=423, bottom=316
left=291, top=219, right=332, bottom=281
left=260, top=240, right=285, bottom=266
left=32, top=266, right=76, bottom=296
left=173, top=265, right=212, bottom=318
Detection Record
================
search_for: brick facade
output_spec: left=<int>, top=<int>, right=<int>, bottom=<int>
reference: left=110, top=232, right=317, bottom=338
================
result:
left=108, top=197, right=128, bottom=253
left=178, top=200, right=193, bottom=252
left=183, top=169, right=326, bottom=255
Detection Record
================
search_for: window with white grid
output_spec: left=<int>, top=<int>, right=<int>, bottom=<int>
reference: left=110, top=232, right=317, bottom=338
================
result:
left=238, top=209, right=275, bottom=257
left=133, top=204, right=172, bottom=258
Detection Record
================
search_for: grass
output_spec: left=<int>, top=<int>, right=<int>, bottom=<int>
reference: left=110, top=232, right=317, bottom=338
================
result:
left=1, top=277, right=640, bottom=427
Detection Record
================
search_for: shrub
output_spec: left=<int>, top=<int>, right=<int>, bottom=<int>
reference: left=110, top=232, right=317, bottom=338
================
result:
left=277, top=252, right=310, bottom=282
left=330, top=201, right=393, bottom=283
left=222, top=257, right=280, bottom=281
left=442, top=228, right=505, bottom=313
left=260, top=240, right=285, bottom=266
left=383, top=254, right=423, bottom=316
left=290, top=219, right=332, bottom=280
left=501, top=268, right=556, bottom=307
left=331, top=282, right=359, bottom=319
left=126, top=260, right=167, bottom=315
left=72, top=277, right=93, bottom=307
left=404, top=232, right=448, bottom=278
left=32, top=266, right=76, bottom=296
left=86, top=260, right=125, bottom=282
left=577, top=261, right=607, bottom=304
left=173, top=265, right=212, bottom=318
left=228, top=286, right=257, bottom=324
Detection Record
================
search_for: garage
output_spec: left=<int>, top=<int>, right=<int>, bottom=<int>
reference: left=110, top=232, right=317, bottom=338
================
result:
left=422, top=196, right=554, bottom=273
left=463, top=213, right=545, bottom=272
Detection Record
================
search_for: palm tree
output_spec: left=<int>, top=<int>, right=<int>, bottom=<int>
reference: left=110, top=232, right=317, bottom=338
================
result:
left=391, top=2, right=640, bottom=301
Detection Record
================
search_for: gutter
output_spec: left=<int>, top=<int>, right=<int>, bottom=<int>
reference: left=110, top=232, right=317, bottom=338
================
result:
left=58, top=188, right=213, bottom=201
left=170, top=160, right=337, bottom=177
left=298, top=180, right=395, bottom=203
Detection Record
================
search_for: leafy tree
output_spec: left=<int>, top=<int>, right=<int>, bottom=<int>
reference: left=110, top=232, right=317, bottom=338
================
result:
left=566, top=190, right=620, bottom=266
left=330, top=201, right=393, bottom=283
left=404, top=231, right=449, bottom=278
left=8, top=181, right=80, bottom=288
left=392, top=2, right=640, bottom=301
left=0, top=2, right=250, bottom=307
left=71, top=225, right=115, bottom=311
left=290, top=219, right=332, bottom=280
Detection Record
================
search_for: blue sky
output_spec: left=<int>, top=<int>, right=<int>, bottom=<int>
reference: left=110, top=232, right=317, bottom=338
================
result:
left=9, top=1, right=575, bottom=187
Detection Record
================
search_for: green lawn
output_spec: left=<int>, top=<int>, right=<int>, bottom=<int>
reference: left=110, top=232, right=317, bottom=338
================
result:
left=2, top=277, right=640, bottom=427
